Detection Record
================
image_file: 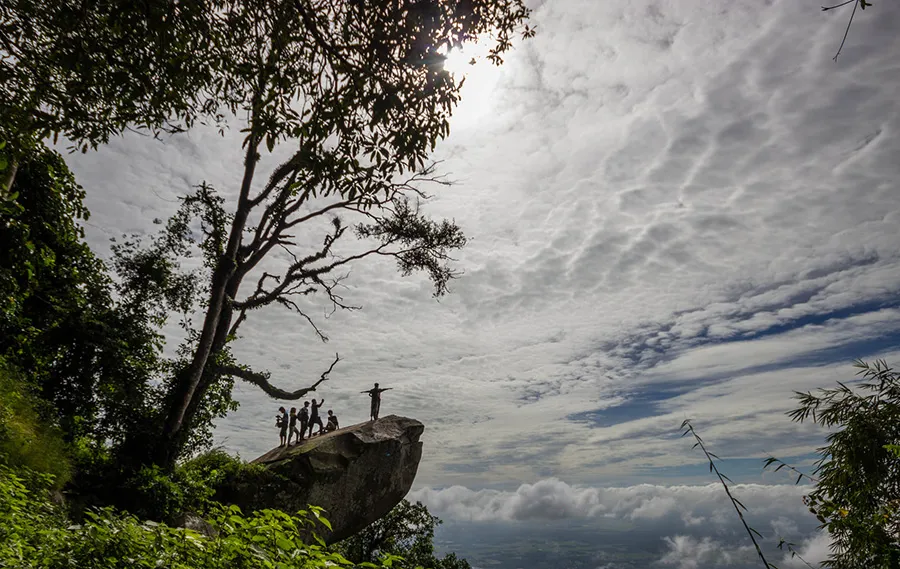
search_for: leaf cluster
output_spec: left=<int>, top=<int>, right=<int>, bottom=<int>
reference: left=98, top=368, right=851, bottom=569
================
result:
left=0, top=0, right=223, bottom=154
left=782, top=359, right=900, bottom=568
left=0, top=360, right=72, bottom=487
left=0, top=462, right=399, bottom=569
left=685, top=359, right=900, bottom=569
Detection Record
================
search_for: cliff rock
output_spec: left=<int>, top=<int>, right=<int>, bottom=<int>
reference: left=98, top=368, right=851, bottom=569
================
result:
left=215, top=415, right=424, bottom=543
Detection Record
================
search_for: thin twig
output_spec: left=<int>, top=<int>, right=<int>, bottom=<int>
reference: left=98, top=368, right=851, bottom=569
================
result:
left=821, top=0, right=855, bottom=11
left=828, top=0, right=860, bottom=61
left=777, top=538, right=817, bottom=569
left=763, top=455, right=820, bottom=484
left=681, top=420, right=773, bottom=569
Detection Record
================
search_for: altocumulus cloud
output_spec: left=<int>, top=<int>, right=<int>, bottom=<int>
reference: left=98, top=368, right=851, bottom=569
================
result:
left=63, top=0, right=900, bottom=492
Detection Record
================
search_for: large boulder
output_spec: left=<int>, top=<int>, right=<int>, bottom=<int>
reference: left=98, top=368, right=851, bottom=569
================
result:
left=216, top=415, right=424, bottom=543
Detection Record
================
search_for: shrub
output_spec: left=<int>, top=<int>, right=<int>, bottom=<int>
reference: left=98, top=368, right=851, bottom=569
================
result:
left=0, top=462, right=393, bottom=569
left=0, top=362, right=71, bottom=487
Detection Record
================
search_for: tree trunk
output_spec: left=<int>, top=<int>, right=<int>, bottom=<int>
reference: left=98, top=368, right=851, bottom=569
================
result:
left=1, top=157, right=18, bottom=200
left=155, top=138, right=260, bottom=467
left=168, top=272, right=244, bottom=458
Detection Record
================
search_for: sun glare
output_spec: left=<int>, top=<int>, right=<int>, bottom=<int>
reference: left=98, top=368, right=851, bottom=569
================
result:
left=440, top=39, right=504, bottom=124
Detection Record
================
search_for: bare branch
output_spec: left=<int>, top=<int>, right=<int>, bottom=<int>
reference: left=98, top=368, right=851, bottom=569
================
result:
left=217, top=353, right=340, bottom=400
left=828, top=0, right=862, bottom=62
left=238, top=197, right=357, bottom=280
left=274, top=295, right=330, bottom=342
left=228, top=308, right=248, bottom=339
left=822, top=0, right=856, bottom=11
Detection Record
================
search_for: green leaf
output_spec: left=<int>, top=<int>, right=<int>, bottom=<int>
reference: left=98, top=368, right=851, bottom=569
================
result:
left=275, top=537, right=294, bottom=551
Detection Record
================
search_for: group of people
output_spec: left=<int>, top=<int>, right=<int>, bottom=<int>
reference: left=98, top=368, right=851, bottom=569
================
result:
left=275, top=383, right=393, bottom=447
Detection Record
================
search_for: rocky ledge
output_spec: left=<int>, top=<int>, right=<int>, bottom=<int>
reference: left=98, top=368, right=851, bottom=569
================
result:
left=214, top=415, right=424, bottom=543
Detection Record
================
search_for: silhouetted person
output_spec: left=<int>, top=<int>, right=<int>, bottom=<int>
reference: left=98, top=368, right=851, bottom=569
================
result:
left=325, top=409, right=339, bottom=432
left=362, top=383, right=392, bottom=421
left=307, top=398, right=325, bottom=437
left=276, top=406, right=288, bottom=447
left=288, top=407, right=303, bottom=445
left=297, top=401, right=310, bottom=444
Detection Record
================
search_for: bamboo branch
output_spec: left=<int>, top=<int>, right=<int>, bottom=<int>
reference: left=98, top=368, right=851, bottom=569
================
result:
left=681, top=420, right=774, bottom=569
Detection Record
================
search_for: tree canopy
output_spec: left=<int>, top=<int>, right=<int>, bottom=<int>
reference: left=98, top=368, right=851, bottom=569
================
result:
left=0, top=145, right=167, bottom=451
left=336, top=499, right=471, bottom=569
left=1, top=0, right=533, bottom=543
left=3, top=0, right=534, bottom=480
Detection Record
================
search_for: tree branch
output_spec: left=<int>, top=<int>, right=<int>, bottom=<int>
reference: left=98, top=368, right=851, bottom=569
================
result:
left=216, top=353, right=340, bottom=400
left=827, top=0, right=863, bottom=62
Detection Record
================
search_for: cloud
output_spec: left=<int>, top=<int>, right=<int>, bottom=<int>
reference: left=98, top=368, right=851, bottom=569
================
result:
left=659, top=536, right=755, bottom=569
left=60, top=0, right=900, bottom=489
left=779, top=532, right=832, bottom=569
left=415, top=479, right=832, bottom=568
left=409, top=479, right=811, bottom=526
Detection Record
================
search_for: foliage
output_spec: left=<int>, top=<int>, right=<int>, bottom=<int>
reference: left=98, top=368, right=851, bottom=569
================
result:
left=1, top=0, right=534, bottom=183
left=0, top=142, right=238, bottom=481
left=0, top=0, right=224, bottom=161
left=336, top=499, right=471, bottom=569
left=0, top=360, right=71, bottom=487
left=0, top=143, right=166, bottom=450
left=109, top=186, right=237, bottom=459
left=774, top=359, right=900, bottom=569
left=69, top=448, right=270, bottom=525
left=0, top=462, right=395, bottom=569
left=0, top=141, right=243, bottom=518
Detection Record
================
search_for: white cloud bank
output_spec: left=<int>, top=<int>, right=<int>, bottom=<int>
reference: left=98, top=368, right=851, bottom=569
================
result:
left=410, top=478, right=810, bottom=524
left=413, top=478, right=831, bottom=568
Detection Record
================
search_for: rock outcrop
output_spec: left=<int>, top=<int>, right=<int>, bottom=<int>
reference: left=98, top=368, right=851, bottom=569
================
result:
left=215, top=415, right=423, bottom=543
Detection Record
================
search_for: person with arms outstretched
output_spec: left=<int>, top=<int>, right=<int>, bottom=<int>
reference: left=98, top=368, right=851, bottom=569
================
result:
left=307, top=398, right=325, bottom=437
left=362, top=383, right=392, bottom=421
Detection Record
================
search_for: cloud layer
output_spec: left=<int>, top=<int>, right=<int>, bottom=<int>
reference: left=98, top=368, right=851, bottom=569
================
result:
left=411, top=478, right=828, bottom=569
left=62, top=0, right=900, bottom=490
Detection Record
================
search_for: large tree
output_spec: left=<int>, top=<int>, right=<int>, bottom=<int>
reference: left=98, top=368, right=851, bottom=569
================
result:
left=124, top=0, right=535, bottom=467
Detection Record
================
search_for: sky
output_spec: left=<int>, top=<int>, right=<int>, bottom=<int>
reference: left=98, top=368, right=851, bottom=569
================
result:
left=62, top=0, right=900, bottom=567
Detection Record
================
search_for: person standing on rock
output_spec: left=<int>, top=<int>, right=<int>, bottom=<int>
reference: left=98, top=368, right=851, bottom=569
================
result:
left=362, top=383, right=392, bottom=421
left=307, top=398, right=325, bottom=437
left=277, top=406, right=289, bottom=447
left=297, top=401, right=310, bottom=444
left=325, top=409, right=339, bottom=432
left=288, top=407, right=303, bottom=445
